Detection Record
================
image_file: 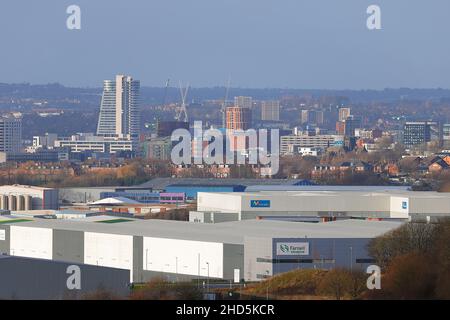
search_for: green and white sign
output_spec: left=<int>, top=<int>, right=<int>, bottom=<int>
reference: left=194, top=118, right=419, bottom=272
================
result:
left=276, top=242, right=309, bottom=256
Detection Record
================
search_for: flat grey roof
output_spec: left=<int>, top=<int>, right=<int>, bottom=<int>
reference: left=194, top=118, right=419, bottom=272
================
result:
left=245, top=185, right=411, bottom=192
left=199, top=190, right=450, bottom=199
left=137, top=178, right=307, bottom=189
left=5, top=217, right=402, bottom=245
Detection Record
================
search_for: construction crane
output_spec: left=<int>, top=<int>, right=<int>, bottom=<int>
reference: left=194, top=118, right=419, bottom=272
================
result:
left=175, top=81, right=189, bottom=123
left=162, top=78, right=170, bottom=107
left=155, top=79, right=170, bottom=135
left=222, top=76, right=231, bottom=128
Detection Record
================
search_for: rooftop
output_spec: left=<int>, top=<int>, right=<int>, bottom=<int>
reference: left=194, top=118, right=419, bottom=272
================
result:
left=1, top=216, right=402, bottom=245
left=137, top=178, right=312, bottom=190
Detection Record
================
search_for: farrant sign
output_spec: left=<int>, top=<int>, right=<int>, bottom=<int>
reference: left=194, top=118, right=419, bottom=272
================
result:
left=0, top=229, right=5, bottom=241
left=276, top=242, right=309, bottom=256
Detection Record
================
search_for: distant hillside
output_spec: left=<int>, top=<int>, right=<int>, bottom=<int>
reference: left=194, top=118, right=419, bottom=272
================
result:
left=1, top=83, right=450, bottom=108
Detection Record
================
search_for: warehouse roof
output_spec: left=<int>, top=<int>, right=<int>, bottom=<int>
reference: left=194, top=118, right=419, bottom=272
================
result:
left=244, top=185, right=410, bottom=192
left=4, top=216, right=402, bottom=245
left=199, top=189, right=450, bottom=199
left=137, top=178, right=309, bottom=190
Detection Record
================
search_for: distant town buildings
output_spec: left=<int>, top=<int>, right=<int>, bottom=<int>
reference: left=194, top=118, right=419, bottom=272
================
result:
left=403, top=121, right=432, bottom=148
left=300, top=110, right=324, bottom=126
left=261, top=100, right=280, bottom=121
left=143, top=136, right=172, bottom=160
left=0, top=116, right=22, bottom=153
left=280, top=133, right=343, bottom=155
left=225, top=106, right=252, bottom=130
left=234, top=96, right=253, bottom=109
left=338, top=107, right=351, bottom=122
left=97, top=75, right=140, bottom=140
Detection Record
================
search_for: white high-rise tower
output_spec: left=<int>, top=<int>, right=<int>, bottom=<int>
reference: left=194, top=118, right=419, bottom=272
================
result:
left=97, top=75, right=140, bottom=140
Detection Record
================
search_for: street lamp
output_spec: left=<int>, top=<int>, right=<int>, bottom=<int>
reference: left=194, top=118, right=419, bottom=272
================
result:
left=349, top=246, right=353, bottom=272
left=206, top=262, right=210, bottom=293
left=175, top=256, right=178, bottom=281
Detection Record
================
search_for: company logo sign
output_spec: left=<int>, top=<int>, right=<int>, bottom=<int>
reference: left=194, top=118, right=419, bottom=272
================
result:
left=250, top=200, right=271, bottom=208
left=276, top=242, right=309, bottom=256
left=402, top=201, right=408, bottom=209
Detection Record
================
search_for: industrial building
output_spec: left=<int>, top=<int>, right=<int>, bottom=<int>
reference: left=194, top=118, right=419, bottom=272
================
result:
left=0, top=185, right=59, bottom=210
left=193, top=189, right=450, bottom=222
left=0, top=255, right=130, bottom=299
left=0, top=215, right=401, bottom=283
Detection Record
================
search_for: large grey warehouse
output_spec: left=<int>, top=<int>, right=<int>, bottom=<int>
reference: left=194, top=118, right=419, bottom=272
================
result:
left=192, top=189, right=450, bottom=222
left=0, top=215, right=401, bottom=283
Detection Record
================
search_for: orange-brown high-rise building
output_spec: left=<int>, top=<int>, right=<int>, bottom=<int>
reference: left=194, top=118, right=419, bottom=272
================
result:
left=225, top=106, right=252, bottom=130
left=226, top=106, right=252, bottom=152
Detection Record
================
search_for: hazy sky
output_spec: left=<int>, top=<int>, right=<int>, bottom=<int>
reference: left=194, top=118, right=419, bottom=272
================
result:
left=0, top=0, right=449, bottom=89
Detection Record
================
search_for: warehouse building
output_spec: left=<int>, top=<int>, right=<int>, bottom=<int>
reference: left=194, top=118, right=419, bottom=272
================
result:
left=0, top=185, right=59, bottom=210
left=0, top=216, right=401, bottom=283
left=193, top=190, right=450, bottom=222
left=0, top=255, right=130, bottom=299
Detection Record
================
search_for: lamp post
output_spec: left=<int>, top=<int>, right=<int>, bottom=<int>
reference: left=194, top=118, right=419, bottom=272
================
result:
left=349, top=246, right=353, bottom=272
left=175, top=256, right=178, bottom=281
left=206, top=262, right=210, bottom=294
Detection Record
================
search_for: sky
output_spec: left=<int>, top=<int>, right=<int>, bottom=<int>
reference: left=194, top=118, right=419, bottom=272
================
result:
left=0, top=0, right=449, bottom=89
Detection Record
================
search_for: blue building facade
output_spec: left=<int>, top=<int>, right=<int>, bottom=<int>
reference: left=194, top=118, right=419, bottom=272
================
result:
left=165, top=184, right=246, bottom=200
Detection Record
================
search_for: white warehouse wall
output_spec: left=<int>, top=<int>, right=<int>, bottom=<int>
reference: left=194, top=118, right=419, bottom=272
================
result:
left=10, top=226, right=53, bottom=259
left=143, top=237, right=224, bottom=278
left=84, top=232, right=134, bottom=281
left=197, top=193, right=242, bottom=213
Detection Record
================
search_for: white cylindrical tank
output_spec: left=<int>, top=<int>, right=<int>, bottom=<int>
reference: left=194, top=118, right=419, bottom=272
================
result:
left=8, top=195, right=16, bottom=211
left=0, top=195, right=7, bottom=210
left=24, top=195, right=32, bottom=211
left=17, top=195, right=25, bottom=211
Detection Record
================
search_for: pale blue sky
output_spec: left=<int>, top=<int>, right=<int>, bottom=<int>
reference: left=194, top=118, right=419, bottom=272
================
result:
left=0, top=0, right=449, bottom=89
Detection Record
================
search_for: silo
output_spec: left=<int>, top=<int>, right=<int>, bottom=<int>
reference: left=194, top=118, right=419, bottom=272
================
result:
left=24, top=195, right=32, bottom=211
left=0, top=195, right=7, bottom=210
left=17, top=195, right=25, bottom=211
left=8, top=195, right=16, bottom=211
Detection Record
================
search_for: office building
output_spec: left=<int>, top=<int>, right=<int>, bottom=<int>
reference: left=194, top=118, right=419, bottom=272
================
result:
left=226, top=106, right=252, bottom=130
left=0, top=149, right=68, bottom=163
left=444, top=124, right=450, bottom=147
left=0, top=116, right=22, bottom=153
left=234, top=96, right=253, bottom=109
left=280, top=134, right=343, bottom=155
left=403, top=121, right=432, bottom=148
left=338, top=107, right=351, bottom=122
left=344, top=116, right=362, bottom=137
left=301, top=110, right=323, bottom=126
left=143, top=136, right=172, bottom=160
left=261, top=101, right=280, bottom=121
left=55, top=135, right=134, bottom=154
left=32, top=133, right=58, bottom=150
left=97, top=75, right=140, bottom=140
